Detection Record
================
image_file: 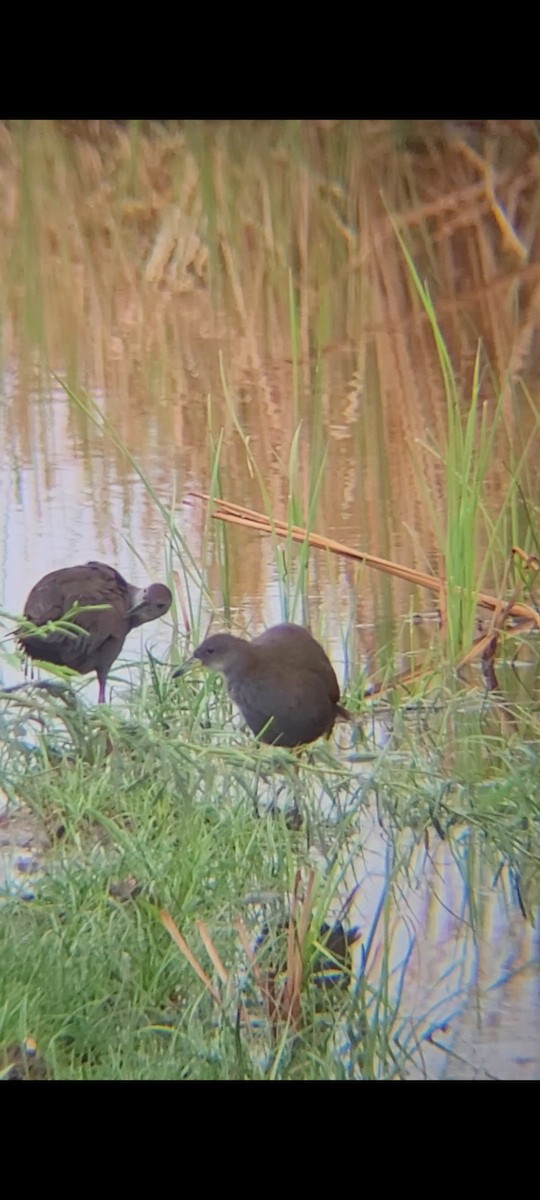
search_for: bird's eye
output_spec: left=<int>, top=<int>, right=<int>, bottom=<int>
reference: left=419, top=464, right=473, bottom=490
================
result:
left=206, top=647, right=215, bottom=655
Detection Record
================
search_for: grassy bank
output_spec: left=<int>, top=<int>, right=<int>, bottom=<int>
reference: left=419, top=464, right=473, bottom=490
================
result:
left=1, top=121, right=539, bottom=1079
left=1, top=631, right=539, bottom=1078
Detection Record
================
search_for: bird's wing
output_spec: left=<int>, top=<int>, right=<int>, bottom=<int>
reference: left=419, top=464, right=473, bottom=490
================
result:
left=23, top=569, right=129, bottom=655
left=233, top=668, right=332, bottom=744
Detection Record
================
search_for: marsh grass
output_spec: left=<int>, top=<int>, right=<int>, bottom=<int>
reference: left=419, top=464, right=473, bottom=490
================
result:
left=4, top=122, right=538, bottom=613
left=392, top=227, right=525, bottom=663
left=1, top=122, right=540, bottom=1078
left=1, top=617, right=539, bottom=1078
left=3, top=365, right=537, bottom=1077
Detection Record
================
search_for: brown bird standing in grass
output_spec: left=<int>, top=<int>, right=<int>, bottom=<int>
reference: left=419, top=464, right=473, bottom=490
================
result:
left=179, top=623, right=353, bottom=748
left=19, top=561, right=172, bottom=703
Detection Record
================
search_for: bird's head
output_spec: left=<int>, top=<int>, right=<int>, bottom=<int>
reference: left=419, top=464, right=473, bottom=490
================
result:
left=128, top=583, right=172, bottom=626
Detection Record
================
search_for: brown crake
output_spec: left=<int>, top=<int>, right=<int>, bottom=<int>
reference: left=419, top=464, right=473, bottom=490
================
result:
left=19, top=561, right=172, bottom=702
left=180, top=622, right=352, bottom=748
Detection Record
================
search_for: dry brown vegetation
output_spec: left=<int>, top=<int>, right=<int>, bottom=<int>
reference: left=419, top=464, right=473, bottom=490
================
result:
left=1, top=120, right=539, bottom=627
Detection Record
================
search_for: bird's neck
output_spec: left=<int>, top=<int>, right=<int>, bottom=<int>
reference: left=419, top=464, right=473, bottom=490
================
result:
left=223, top=641, right=259, bottom=682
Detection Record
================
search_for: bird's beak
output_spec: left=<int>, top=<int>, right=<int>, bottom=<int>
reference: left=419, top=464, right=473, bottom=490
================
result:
left=127, top=588, right=146, bottom=616
left=172, top=655, right=197, bottom=679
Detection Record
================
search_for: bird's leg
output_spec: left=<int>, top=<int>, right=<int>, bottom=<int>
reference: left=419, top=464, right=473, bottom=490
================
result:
left=97, top=675, right=107, bottom=704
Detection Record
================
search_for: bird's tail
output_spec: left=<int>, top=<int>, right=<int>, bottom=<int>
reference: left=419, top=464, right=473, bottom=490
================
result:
left=335, top=703, right=357, bottom=724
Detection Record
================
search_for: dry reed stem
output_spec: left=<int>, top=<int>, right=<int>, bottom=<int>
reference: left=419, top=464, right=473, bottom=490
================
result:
left=513, top=545, right=540, bottom=573
left=365, top=662, right=438, bottom=698
left=160, top=909, right=221, bottom=1003
left=172, top=569, right=191, bottom=635
left=189, top=493, right=540, bottom=631
left=195, top=920, right=229, bottom=987
left=234, top=918, right=281, bottom=1033
left=279, top=869, right=316, bottom=1029
left=236, top=871, right=321, bottom=1035
left=161, top=896, right=323, bottom=1038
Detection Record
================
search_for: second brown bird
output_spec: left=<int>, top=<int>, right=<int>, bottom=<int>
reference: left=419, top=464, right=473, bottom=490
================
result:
left=180, top=623, right=352, bottom=748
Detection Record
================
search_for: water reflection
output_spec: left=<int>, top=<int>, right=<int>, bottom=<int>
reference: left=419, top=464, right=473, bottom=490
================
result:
left=0, top=377, right=378, bottom=695
left=1, top=120, right=539, bottom=1077
left=343, top=811, right=540, bottom=1079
